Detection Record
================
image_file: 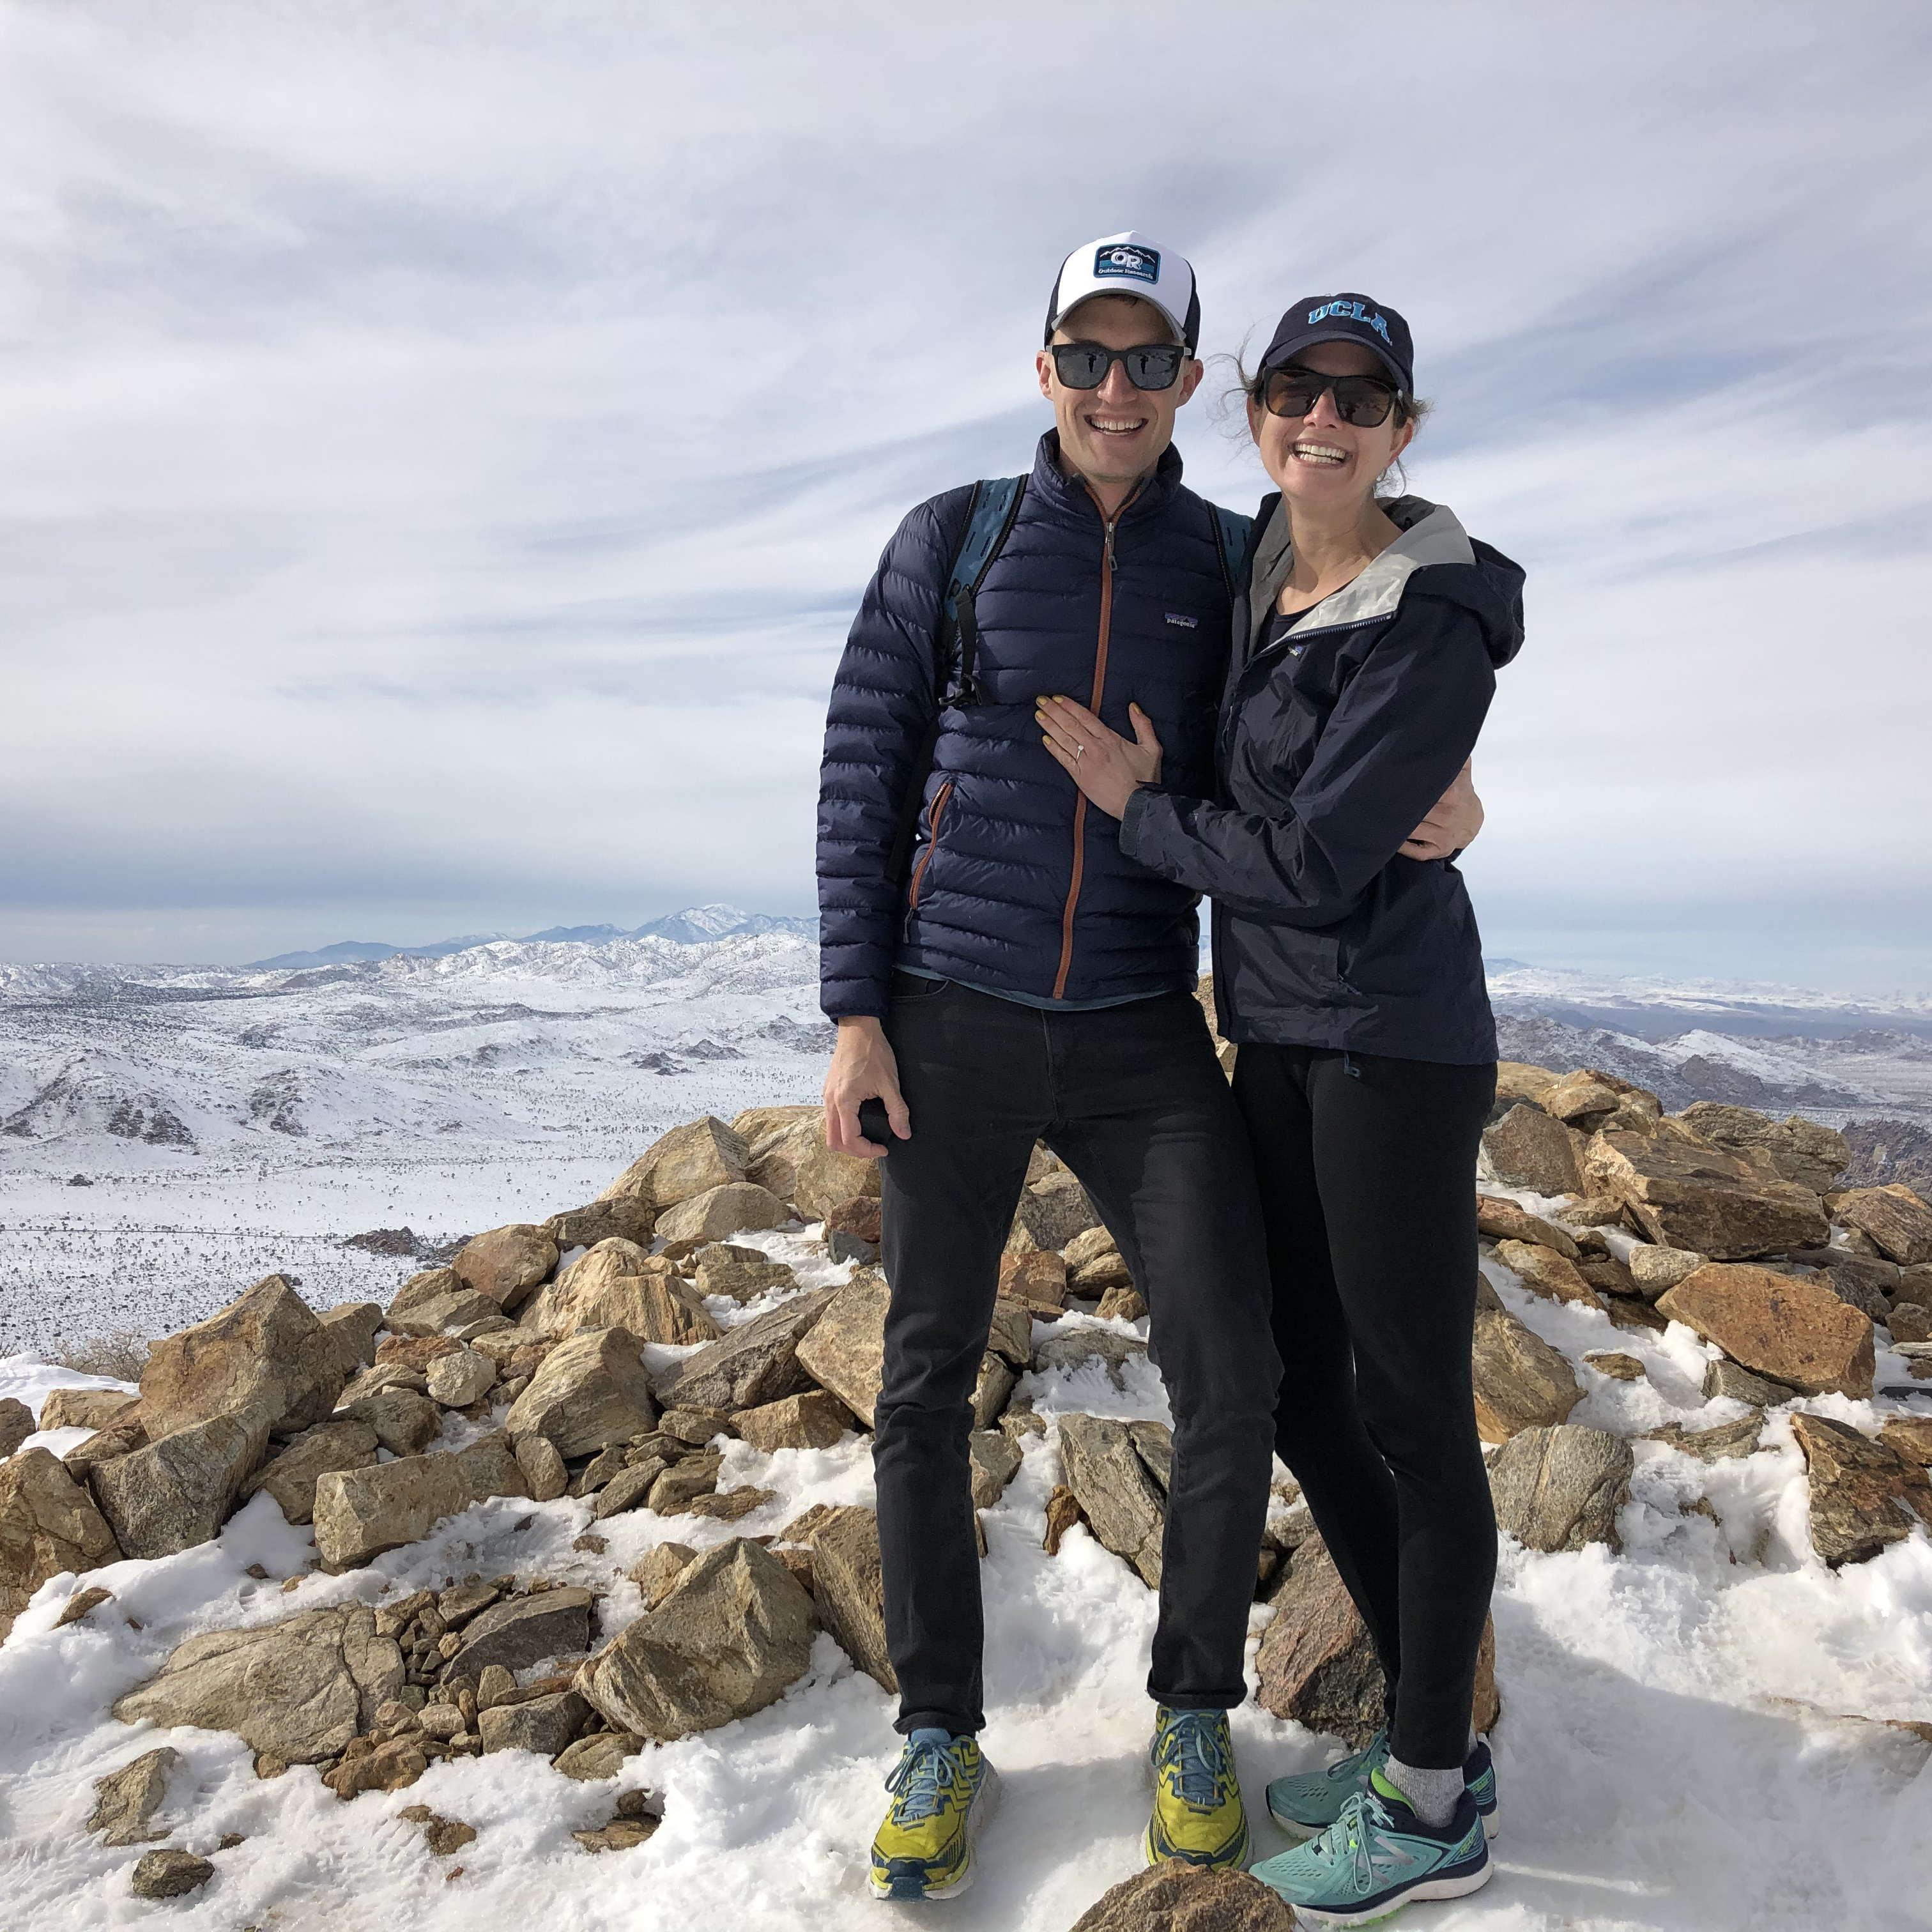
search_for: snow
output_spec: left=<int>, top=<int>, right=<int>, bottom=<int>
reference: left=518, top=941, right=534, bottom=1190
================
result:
left=6, top=931, right=1931, bottom=1361
left=3, top=935, right=1924, bottom=1199
left=1484, top=960, right=1932, bottom=1025
left=4, top=1242, right=1932, bottom=1929
left=4, top=933, right=1932, bottom=1925
left=0, top=933, right=832, bottom=1356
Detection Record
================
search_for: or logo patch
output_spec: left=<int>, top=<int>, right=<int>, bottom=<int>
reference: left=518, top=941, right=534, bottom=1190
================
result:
left=1165, top=612, right=1198, bottom=629
left=1094, top=243, right=1160, bottom=285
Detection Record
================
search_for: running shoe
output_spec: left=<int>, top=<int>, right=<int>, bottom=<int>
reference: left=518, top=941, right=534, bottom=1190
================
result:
left=1145, top=1706, right=1251, bottom=1870
left=868, top=1729, right=999, bottom=1901
left=1252, top=1768, right=1491, bottom=1925
left=1268, top=1730, right=1499, bottom=1841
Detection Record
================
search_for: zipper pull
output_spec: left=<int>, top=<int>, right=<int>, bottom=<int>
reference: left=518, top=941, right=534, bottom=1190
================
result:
left=1103, top=521, right=1117, bottom=572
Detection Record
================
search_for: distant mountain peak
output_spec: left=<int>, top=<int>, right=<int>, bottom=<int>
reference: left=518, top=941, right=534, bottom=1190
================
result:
left=246, top=906, right=810, bottom=971
left=629, top=904, right=755, bottom=944
left=245, top=933, right=510, bottom=970
left=520, top=923, right=631, bottom=946
left=247, top=939, right=408, bottom=970
left=628, top=907, right=814, bottom=944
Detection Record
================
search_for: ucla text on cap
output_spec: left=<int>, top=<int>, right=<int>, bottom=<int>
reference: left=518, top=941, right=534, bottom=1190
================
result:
left=1094, top=243, right=1160, bottom=285
left=1307, top=298, right=1392, bottom=344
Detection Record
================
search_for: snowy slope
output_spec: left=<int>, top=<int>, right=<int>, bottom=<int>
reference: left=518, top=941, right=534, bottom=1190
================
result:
left=3, top=932, right=1931, bottom=1928
left=0, top=933, right=830, bottom=1354
left=5, top=929, right=1932, bottom=1358
left=1, top=1220, right=1929, bottom=1932
left=1486, top=960, right=1932, bottom=1041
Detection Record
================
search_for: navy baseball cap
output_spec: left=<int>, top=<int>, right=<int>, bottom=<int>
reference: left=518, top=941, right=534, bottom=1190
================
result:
left=1261, top=294, right=1413, bottom=394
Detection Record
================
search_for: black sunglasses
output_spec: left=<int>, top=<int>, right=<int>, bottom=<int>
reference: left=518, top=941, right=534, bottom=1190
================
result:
left=1254, top=365, right=1402, bottom=427
left=1050, top=341, right=1188, bottom=392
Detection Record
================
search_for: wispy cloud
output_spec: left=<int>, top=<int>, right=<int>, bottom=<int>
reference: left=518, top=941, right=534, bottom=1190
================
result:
left=3, top=2, right=1929, bottom=987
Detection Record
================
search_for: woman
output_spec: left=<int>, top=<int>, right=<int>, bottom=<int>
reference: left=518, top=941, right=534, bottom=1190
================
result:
left=1037, top=291, right=1521, bottom=1924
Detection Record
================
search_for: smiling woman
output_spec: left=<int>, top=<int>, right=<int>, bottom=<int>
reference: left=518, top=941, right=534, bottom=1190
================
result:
left=1237, top=352, right=1435, bottom=504
left=1043, top=289, right=1529, bottom=1919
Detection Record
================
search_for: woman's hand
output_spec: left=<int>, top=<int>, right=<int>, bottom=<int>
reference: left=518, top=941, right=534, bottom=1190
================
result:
left=823, top=1016, right=910, bottom=1158
left=1401, top=760, right=1484, bottom=861
left=1036, top=694, right=1163, bottom=820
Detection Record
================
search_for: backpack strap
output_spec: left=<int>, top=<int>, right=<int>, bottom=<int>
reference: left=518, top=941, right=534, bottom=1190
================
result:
left=1207, top=502, right=1253, bottom=602
left=939, top=474, right=1027, bottom=705
left=884, top=475, right=1027, bottom=889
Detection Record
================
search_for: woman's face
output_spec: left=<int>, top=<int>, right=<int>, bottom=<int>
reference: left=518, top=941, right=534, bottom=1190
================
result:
left=1247, top=339, right=1414, bottom=510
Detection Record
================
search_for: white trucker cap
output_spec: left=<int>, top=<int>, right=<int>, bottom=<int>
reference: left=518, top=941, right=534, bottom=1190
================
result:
left=1045, top=231, right=1200, bottom=353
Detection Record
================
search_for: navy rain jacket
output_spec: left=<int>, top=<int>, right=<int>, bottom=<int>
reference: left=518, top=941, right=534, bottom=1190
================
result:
left=1121, top=494, right=1525, bottom=1065
left=818, top=433, right=1239, bottom=1018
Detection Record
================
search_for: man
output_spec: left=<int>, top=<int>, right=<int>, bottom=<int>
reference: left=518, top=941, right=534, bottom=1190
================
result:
left=816, top=233, right=1476, bottom=1901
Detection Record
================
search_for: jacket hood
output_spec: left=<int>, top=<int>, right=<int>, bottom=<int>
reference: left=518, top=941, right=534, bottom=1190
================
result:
left=1247, top=493, right=1524, bottom=669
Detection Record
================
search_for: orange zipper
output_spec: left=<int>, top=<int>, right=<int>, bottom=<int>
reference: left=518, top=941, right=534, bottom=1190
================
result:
left=1052, top=499, right=1128, bottom=997
left=907, top=779, right=953, bottom=910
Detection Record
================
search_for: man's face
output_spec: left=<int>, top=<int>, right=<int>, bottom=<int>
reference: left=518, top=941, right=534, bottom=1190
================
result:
left=1036, top=295, right=1202, bottom=495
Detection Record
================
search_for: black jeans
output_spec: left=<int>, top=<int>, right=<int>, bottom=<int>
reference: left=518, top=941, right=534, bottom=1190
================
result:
left=1232, top=1042, right=1498, bottom=1770
left=874, top=974, right=1282, bottom=1738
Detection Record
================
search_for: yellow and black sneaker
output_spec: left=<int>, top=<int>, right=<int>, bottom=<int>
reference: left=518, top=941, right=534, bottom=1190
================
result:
left=1146, top=1706, right=1251, bottom=1870
left=868, top=1729, right=999, bottom=1901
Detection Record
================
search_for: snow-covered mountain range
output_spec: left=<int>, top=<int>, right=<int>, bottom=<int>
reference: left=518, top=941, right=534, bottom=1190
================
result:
left=1485, top=959, right=1932, bottom=1041
left=243, top=903, right=813, bottom=970
left=3, top=913, right=1929, bottom=1356
left=0, top=921, right=831, bottom=1353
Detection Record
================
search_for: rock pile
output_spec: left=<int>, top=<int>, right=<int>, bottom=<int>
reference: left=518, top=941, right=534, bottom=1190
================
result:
left=1477, top=1061, right=1932, bottom=1413
left=0, top=1101, right=1085, bottom=1843
left=4, top=1035, right=1931, bottom=1913
left=1471, top=1061, right=1932, bottom=1573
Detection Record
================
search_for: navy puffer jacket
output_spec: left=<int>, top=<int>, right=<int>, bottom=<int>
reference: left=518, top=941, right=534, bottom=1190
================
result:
left=818, top=434, right=1239, bottom=1018
left=1121, top=493, right=1525, bottom=1064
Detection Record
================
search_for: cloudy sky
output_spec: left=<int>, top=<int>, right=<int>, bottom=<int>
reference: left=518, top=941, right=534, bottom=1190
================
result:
left=4, top=2, right=1930, bottom=992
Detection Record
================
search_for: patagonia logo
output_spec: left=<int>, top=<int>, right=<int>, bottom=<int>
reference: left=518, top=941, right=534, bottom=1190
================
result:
left=1307, top=298, right=1390, bottom=344
left=1165, top=612, right=1198, bottom=629
left=1094, top=242, right=1160, bottom=285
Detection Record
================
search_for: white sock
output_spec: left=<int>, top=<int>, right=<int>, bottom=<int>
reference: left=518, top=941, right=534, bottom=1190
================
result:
left=1383, top=1754, right=1463, bottom=1830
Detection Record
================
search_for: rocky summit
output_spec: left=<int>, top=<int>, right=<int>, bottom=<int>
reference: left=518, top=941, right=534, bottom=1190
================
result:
left=3, top=1029, right=1930, bottom=1928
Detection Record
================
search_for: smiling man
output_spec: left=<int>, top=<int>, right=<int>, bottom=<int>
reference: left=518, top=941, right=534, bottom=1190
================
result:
left=815, top=234, right=1475, bottom=1902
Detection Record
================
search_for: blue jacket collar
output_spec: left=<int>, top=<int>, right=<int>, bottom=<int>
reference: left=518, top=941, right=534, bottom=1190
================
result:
left=1031, top=431, right=1186, bottom=524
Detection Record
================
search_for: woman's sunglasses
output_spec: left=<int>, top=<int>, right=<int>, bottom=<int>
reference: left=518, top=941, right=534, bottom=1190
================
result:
left=1050, top=341, right=1188, bottom=392
left=1254, top=366, right=1402, bottom=428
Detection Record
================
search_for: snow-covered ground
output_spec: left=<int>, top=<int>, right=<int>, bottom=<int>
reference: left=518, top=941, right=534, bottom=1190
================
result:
left=0, top=930, right=830, bottom=1356
left=2, top=1211, right=1930, bottom=1931
left=1483, top=958, right=1932, bottom=1032
left=3, top=926, right=1931, bottom=1928
left=5, top=924, right=1932, bottom=1357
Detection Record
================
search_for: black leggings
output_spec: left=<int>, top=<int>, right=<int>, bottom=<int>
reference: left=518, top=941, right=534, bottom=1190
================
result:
left=1233, top=1042, right=1498, bottom=1770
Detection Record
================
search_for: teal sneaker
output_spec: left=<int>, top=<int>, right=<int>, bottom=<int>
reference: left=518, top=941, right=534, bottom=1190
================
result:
left=1267, top=1730, right=1499, bottom=1842
left=868, top=1729, right=1000, bottom=1901
left=1252, top=1769, right=1491, bottom=1925
left=1145, top=1706, right=1251, bottom=1870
